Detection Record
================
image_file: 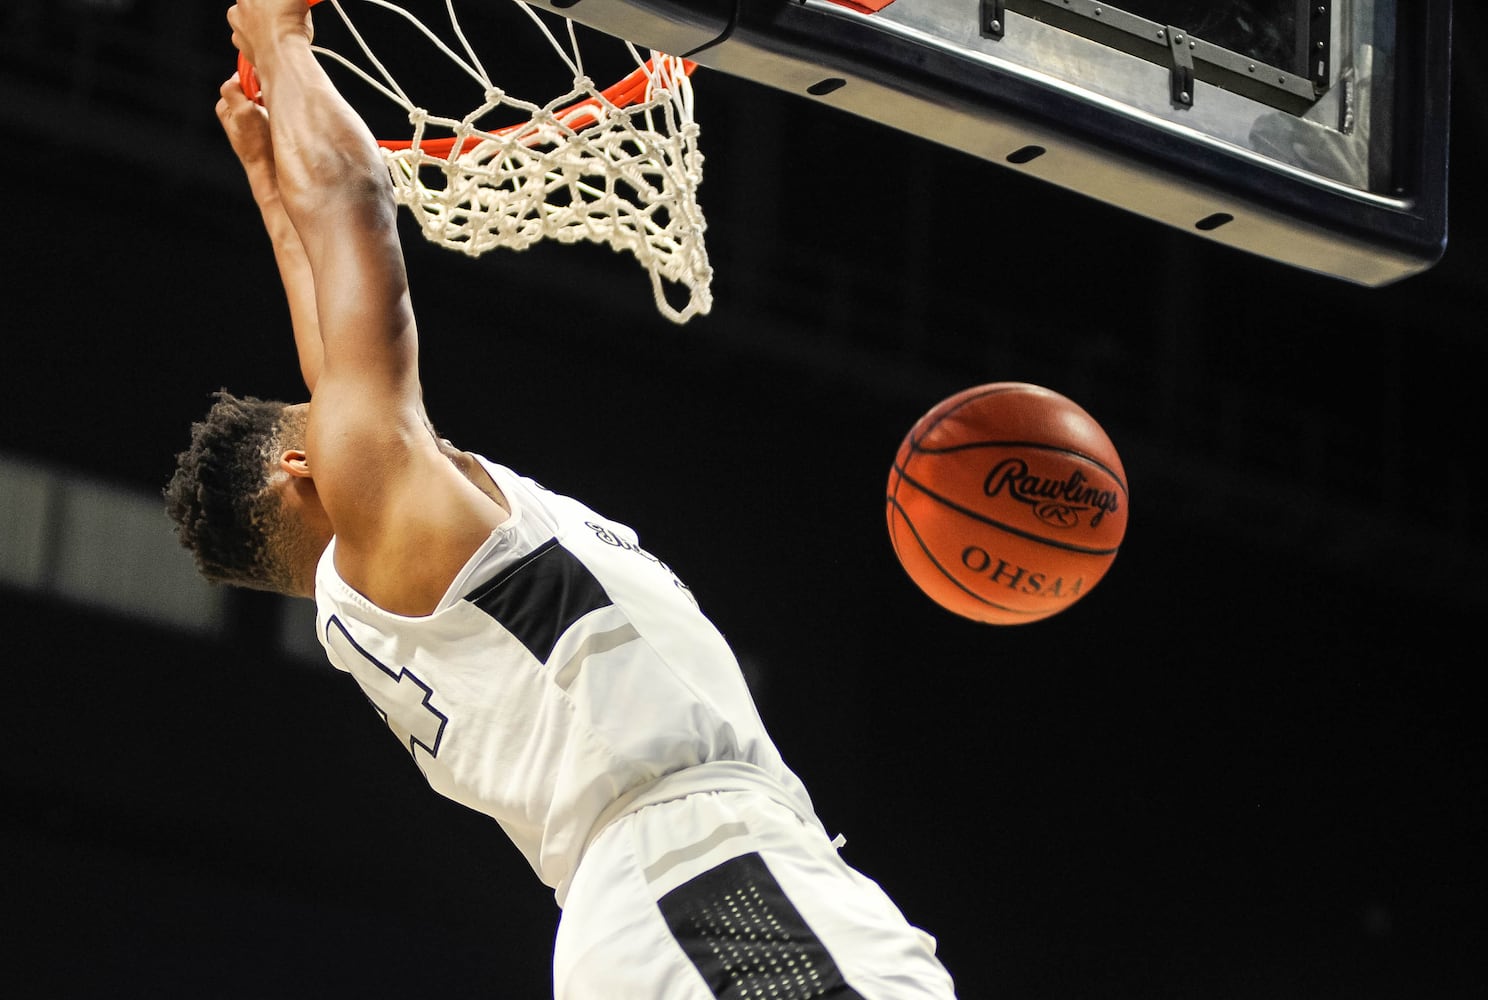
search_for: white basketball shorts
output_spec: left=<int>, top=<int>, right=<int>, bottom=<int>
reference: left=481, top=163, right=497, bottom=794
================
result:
left=553, top=788, right=958, bottom=999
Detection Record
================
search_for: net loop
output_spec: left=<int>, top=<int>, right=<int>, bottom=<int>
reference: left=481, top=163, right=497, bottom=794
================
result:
left=252, top=0, right=712, bottom=324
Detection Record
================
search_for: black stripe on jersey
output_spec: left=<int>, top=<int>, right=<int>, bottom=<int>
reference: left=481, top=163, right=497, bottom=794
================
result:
left=466, top=538, right=613, bottom=663
left=658, top=852, right=866, bottom=999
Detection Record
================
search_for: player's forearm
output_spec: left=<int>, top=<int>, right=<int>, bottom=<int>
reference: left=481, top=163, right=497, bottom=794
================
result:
left=252, top=33, right=392, bottom=235
left=255, top=190, right=325, bottom=392
left=249, top=28, right=409, bottom=386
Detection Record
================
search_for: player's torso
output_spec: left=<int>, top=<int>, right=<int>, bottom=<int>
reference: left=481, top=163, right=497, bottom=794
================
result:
left=313, top=460, right=807, bottom=892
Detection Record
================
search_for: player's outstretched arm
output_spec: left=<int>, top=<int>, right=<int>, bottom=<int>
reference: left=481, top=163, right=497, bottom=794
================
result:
left=215, top=72, right=322, bottom=392
left=226, top=0, right=507, bottom=615
left=226, top=0, right=411, bottom=403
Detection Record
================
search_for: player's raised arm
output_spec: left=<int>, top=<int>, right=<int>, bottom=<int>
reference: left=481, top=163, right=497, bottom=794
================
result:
left=226, top=0, right=506, bottom=614
left=226, top=0, right=413, bottom=401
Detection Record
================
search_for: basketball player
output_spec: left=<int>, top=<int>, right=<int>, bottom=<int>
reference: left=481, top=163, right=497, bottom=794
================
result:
left=165, top=2, right=958, bottom=996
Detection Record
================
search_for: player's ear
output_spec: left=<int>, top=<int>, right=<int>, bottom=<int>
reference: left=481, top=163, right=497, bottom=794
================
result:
left=280, top=450, right=311, bottom=478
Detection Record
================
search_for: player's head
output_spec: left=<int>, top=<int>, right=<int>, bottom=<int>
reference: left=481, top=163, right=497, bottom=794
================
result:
left=164, top=390, right=323, bottom=596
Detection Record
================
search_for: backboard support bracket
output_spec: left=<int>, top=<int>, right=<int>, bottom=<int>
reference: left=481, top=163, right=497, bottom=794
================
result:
left=1310, top=2, right=1333, bottom=90
left=1165, top=25, right=1196, bottom=108
left=981, top=0, right=1006, bottom=39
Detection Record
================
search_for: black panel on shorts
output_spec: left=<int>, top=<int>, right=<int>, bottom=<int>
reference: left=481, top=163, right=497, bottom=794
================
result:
left=658, top=852, right=865, bottom=999
left=467, top=539, right=612, bottom=662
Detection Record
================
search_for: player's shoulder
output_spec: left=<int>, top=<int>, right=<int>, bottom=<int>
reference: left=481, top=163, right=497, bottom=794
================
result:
left=326, top=438, right=510, bottom=615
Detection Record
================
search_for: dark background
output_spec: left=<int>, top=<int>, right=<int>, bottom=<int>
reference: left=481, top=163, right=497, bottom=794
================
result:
left=1, top=2, right=1483, bottom=998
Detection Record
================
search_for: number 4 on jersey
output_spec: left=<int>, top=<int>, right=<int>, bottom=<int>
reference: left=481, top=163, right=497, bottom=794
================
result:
left=324, top=616, right=448, bottom=758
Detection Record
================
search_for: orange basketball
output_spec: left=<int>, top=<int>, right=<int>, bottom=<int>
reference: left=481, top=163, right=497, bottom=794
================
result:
left=886, top=382, right=1129, bottom=625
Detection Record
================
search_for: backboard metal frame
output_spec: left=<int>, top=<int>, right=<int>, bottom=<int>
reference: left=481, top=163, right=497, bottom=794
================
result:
left=989, top=0, right=1329, bottom=114
left=519, top=0, right=1451, bottom=287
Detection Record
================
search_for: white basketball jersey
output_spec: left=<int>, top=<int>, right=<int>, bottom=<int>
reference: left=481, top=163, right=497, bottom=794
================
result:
left=313, top=458, right=817, bottom=903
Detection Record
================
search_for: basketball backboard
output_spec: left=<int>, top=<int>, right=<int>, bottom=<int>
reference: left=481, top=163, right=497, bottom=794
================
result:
left=520, top=0, right=1452, bottom=287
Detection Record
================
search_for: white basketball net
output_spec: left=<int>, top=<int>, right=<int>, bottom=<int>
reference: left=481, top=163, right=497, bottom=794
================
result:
left=313, top=0, right=712, bottom=324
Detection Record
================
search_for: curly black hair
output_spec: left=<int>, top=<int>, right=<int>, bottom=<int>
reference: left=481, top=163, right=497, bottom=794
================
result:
left=164, top=390, right=300, bottom=593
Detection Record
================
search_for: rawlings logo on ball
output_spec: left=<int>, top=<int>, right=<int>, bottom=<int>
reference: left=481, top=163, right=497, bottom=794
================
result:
left=983, top=457, right=1121, bottom=528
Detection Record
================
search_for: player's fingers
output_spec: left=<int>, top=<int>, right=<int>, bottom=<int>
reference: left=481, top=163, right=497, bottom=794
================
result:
left=220, top=72, right=248, bottom=105
left=217, top=94, right=241, bottom=129
left=217, top=85, right=268, bottom=146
